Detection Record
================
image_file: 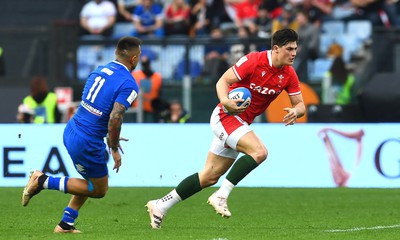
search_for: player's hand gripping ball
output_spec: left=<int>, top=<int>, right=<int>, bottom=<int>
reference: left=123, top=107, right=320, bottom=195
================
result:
left=228, top=87, right=252, bottom=108
left=223, top=87, right=252, bottom=114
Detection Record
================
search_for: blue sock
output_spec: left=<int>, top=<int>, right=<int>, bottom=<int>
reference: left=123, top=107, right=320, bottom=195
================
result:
left=44, top=176, right=69, bottom=193
left=61, top=207, right=79, bottom=226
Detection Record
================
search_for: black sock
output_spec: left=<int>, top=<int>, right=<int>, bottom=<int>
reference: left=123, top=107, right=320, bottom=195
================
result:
left=58, top=220, right=74, bottom=230
left=32, top=174, right=48, bottom=195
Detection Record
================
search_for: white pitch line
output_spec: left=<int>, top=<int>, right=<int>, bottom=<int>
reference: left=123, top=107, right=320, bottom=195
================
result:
left=325, top=224, right=400, bottom=232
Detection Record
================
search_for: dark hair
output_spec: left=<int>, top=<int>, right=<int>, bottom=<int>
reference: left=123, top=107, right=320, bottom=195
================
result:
left=30, top=75, right=49, bottom=103
left=271, top=28, right=298, bottom=47
left=30, top=75, right=48, bottom=95
left=116, top=36, right=142, bottom=60
left=330, top=57, right=348, bottom=85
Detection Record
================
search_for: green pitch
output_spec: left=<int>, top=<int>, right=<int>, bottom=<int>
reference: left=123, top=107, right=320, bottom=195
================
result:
left=2, top=187, right=400, bottom=240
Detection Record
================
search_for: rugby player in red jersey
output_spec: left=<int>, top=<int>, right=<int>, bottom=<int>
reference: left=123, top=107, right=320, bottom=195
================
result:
left=146, top=28, right=306, bottom=229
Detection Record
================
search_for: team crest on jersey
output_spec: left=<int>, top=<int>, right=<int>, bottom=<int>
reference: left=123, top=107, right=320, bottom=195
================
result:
left=261, top=71, right=266, bottom=77
left=278, top=74, right=284, bottom=83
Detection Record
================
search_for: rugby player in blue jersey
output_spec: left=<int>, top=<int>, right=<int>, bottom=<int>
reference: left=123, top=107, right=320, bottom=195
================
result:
left=21, top=36, right=142, bottom=233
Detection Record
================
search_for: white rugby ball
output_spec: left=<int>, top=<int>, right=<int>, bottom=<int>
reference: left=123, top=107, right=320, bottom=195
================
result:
left=228, top=87, right=252, bottom=108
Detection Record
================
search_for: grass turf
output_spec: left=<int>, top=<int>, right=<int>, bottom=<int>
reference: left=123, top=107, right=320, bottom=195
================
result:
left=2, top=187, right=400, bottom=240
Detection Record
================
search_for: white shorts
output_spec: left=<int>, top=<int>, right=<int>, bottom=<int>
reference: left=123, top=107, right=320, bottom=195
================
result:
left=209, top=106, right=252, bottom=159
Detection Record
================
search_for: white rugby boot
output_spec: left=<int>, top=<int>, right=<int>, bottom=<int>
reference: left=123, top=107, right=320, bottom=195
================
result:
left=21, top=170, right=44, bottom=207
left=207, top=192, right=232, bottom=218
left=145, top=200, right=165, bottom=229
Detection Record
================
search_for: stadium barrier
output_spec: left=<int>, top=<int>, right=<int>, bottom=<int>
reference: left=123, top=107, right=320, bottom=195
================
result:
left=1, top=123, right=399, bottom=188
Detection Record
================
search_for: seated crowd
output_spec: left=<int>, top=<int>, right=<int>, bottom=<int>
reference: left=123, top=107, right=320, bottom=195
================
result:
left=77, top=0, right=400, bottom=108
left=80, top=0, right=400, bottom=39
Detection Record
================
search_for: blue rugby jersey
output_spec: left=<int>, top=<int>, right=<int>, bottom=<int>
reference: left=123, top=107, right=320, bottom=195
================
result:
left=72, top=60, right=139, bottom=138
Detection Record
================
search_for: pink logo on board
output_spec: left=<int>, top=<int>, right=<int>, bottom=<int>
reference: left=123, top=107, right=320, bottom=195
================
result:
left=319, top=128, right=365, bottom=187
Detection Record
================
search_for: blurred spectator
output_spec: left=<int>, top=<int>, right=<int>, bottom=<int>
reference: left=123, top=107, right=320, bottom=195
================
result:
left=132, top=0, right=164, bottom=38
left=131, top=55, right=163, bottom=122
left=229, top=43, right=248, bottom=65
left=22, top=76, right=61, bottom=124
left=327, top=41, right=344, bottom=57
left=358, top=0, right=399, bottom=27
left=220, top=0, right=245, bottom=35
left=224, top=0, right=244, bottom=21
left=79, top=0, right=117, bottom=37
left=331, top=0, right=358, bottom=20
left=255, top=4, right=273, bottom=39
left=201, top=27, right=230, bottom=83
left=295, top=0, right=334, bottom=26
left=165, top=100, right=191, bottom=123
left=116, top=0, right=141, bottom=22
left=272, top=3, right=298, bottom=33
left=190, top=0, right=212, bottom=36
left=294, top=9, right=320, bottom=82
left=16, top=104, right=35, bottom=123
left=323, top=56, right=355, bottom=104
left=309, top=0, right=334, bottom=16
left=261, top=0, right=283, bottom=19
left=207, top=0, right=236, bottom=32
left=151, top=98, right=171, bottom=123
left=233, top=0, right=262, bottom=38
left=332, top=0, right=398, bottom=27
left=164, top=0, right=191, bottom=36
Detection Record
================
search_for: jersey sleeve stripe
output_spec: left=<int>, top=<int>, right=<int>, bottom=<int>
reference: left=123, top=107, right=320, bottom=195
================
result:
left=232, top=66, right=242, bottom=81
left=288, top=91, right=302, bottom=96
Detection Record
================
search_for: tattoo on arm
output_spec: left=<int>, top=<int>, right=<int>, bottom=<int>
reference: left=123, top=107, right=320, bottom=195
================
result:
left=108, top=102, right=126, bottom=152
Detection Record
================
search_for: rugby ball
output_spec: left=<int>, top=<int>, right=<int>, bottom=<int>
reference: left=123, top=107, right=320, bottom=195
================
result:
left=228, top=87, right=251, bottom=108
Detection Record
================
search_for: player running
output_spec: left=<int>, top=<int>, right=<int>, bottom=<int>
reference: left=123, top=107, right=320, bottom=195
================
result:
left=146, top=28, right=306, bottom=229
left=21, top=36, right=142, bottom=233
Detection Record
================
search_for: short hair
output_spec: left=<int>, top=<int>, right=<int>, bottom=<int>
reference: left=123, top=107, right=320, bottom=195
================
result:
left=271, top=29, right=298, bottom=48
left=115, top=36, right=142, bottom=60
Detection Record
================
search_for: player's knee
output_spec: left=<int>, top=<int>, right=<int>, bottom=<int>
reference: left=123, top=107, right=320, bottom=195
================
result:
left=253, top=147, right=268, bottom=163
left=92, top=189, right=107, bottom=198
left=200, top=173, right=220, bottom=187
left=91, top=187, right=108, bottom=198
left=207, top=176, right=220, bottom=186
left=97, top=191, right=107, bottom=198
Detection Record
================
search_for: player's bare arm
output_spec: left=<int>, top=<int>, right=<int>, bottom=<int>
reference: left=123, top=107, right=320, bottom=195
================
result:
left=216, top=68, right=245, bottom=114
left=108, top=102, right=126, bottom=149
left=108, top=102, right=126, bottom=172
left=283, top=94, right=305, bottom=126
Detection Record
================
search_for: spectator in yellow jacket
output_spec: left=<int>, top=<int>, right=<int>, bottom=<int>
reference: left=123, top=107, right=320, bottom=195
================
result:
left=22, top=76, right=61, bottom=123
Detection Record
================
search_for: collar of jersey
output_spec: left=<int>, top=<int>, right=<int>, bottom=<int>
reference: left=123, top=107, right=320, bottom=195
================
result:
left=112, top=60, right=130, bottom=72
left=267, top=50, right=284, bottom=73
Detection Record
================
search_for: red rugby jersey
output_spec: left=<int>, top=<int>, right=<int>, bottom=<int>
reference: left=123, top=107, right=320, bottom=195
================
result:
left=226, top=50, right=301, bottom=124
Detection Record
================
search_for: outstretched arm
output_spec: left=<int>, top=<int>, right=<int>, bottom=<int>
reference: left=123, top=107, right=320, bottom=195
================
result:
left=283, top=94, right=306, bottom=126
